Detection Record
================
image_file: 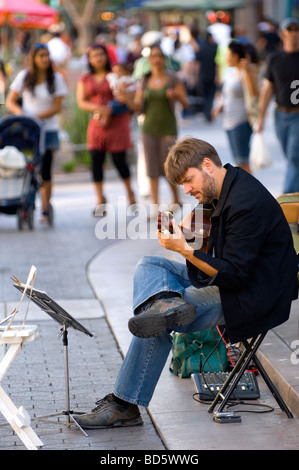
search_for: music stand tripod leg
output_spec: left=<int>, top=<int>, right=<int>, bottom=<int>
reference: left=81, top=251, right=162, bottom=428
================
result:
left=63, top=325, right=71, bottom=426
left=33, top=326, right=88, bottom=437
left=61, top=326, right=88, bottom=436
left=12, top=282, right=93, bottom=437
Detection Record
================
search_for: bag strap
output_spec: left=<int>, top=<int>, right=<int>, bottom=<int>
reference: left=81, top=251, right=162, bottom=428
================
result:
left=171, top=340, right=203, bottom=375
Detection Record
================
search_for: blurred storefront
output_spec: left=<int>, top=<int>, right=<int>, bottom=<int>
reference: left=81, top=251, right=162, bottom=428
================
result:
left=128, top=0, right=299, bottom=42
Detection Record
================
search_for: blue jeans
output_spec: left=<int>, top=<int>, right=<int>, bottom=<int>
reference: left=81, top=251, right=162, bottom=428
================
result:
left=113, top=256, right=225, bottom=407
left=226, top=121, right=252, bottom=165
left=274, top=109, right=299, bottom=193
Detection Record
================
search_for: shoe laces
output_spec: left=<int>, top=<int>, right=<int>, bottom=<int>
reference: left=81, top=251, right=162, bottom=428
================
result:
left=92, top=393, right=114, bottom=412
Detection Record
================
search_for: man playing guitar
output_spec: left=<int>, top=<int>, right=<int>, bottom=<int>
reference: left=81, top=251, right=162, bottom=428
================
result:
left=76, top=137, right=298, bottom=430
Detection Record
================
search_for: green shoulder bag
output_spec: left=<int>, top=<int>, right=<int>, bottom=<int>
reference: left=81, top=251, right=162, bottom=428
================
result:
left=170, top=327, right=228, bottom=378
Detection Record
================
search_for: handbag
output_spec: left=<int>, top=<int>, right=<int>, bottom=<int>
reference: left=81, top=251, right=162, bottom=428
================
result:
left=241, top=75, right=259, bottom=128
left=249, top=132, right=272, bottom=171
left=169, top=327, right=228, bottom=378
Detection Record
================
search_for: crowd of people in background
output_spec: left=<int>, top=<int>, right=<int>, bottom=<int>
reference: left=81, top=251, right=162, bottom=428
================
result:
left=1, top=14, right=299, bottom=219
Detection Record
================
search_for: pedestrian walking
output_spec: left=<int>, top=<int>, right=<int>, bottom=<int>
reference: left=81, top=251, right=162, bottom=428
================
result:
left=6, top=42, right=68, bottom=223
left=213, top=41, right=259, bottom=173
left=257, top=17, right=299, bottom=193
left=196, top=32, right=219, bottom=122
left=118, top=45, right=189, bottom=217
left=47, top=22, right=72, bottom=83
left=76, top=43, right=135, bottom=214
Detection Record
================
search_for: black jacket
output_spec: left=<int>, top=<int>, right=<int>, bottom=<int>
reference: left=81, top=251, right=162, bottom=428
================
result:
left=188, top=164, right=298, bottom=343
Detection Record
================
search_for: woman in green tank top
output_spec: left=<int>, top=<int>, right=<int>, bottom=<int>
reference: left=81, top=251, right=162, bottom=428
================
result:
left=119, top=46, right=189, bottom=217
left=142, top=83, right=178, bottom=136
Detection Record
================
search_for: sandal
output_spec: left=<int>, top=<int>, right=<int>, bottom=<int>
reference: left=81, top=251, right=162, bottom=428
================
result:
left=93, top=197, right=107, bottom=217
left=40, top=210, right=49, bottom=223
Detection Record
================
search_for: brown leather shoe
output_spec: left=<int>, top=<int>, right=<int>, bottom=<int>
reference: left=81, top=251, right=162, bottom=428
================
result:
left=75, top=394, right=143, bottom=429
left=128, top=297, right=196, bottom=338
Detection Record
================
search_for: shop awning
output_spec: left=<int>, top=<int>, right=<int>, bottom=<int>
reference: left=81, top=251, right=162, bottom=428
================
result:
left=0, top=0, right=58, bottom=29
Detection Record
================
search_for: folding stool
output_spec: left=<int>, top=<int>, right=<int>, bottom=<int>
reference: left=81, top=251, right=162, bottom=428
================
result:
left=207, top=332, right=293, bottom=419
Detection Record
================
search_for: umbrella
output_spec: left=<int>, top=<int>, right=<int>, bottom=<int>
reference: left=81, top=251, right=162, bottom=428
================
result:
left=0, top=0, right=58, bottom=29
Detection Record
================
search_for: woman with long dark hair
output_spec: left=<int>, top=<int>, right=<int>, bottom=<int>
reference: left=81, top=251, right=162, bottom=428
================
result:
left=6, top=42, right=68, bottom=223
left=76, top=43, right=135, bottom=214
left=213, top=41, right=259, bottom=173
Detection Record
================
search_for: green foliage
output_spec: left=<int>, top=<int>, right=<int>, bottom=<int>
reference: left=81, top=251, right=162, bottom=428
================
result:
left=61, top=96, right=91, bottom=169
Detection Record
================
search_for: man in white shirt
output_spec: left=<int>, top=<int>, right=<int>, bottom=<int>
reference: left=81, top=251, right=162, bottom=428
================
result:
left=47, top=23, right=71, bottom=79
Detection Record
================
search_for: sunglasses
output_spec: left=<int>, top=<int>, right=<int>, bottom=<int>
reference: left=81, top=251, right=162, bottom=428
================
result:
left=286, top=26, right=299, bottom=32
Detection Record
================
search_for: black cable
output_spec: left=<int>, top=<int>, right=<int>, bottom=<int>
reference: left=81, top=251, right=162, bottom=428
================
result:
left=192, top=328, right=273, bottom=415
left=224, top=400, right=274, bottom=414
left=199, top=328, right=228, bottom=398
left=192, top=393, right=274, bottom=413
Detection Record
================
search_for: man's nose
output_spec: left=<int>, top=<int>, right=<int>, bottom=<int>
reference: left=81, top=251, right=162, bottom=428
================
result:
left=183, top=183, right=192, bottom=194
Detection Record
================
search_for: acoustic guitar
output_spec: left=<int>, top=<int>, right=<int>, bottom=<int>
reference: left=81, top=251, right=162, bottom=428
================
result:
left=157, top=206, right=213, bottom=253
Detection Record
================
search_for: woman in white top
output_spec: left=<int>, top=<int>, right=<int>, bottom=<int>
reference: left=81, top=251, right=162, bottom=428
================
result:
left=213, top=41, right=259, bottom=173
left=6, top=42, right=68, bottom=222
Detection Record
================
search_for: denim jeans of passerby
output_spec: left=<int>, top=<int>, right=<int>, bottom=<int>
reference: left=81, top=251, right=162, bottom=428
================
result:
left=274, top=108, right=299, bottom=193
left=113, top=256, right=225, bottom=407
left=226, top=121, right=252, bottom=165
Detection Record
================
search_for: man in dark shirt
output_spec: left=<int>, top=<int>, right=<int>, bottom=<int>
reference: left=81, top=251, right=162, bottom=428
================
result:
left=197, top=32, right=219, bottom=121
left=257, top=17, right=299, bottom=193
left=75, top=137, right=298, bottom=430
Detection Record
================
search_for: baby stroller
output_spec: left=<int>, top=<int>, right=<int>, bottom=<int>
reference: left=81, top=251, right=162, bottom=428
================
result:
left=0, top=115, right=48, bottom=230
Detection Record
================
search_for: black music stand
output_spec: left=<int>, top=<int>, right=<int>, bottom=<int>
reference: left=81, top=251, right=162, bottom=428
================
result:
left=13, top=280, right=94, bottom=436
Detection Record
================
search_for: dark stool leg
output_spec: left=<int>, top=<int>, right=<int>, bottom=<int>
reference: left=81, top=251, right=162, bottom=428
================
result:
left=208, top=333, right=293, bottom=418
left=208, top=335, right=264, bottom=413
left=252, top=353, right=293, bottom=418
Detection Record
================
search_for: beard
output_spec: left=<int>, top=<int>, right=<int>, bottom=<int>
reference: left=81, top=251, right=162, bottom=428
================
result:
left=191, top=171, right=217, bottom=204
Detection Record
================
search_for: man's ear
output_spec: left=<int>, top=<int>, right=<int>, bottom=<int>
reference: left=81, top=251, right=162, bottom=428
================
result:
left=202, top=158, right=214, bottom=173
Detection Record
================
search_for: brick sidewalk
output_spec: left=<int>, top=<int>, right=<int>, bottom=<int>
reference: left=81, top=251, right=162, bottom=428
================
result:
left=0, top=317, right=165, bottom=450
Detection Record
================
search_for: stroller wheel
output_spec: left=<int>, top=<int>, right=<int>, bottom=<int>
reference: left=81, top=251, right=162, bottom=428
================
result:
left=17, top=207, right=34, bottom=231
left=17, top=207, right=26, bottom=231
left=27, top=206, right=34, bottom=230
left=47, top=203, right=54, bottom=227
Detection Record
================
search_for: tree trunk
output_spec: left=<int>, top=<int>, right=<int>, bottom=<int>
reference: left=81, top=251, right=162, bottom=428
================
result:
left=62, top=0, right=97, bottom=53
